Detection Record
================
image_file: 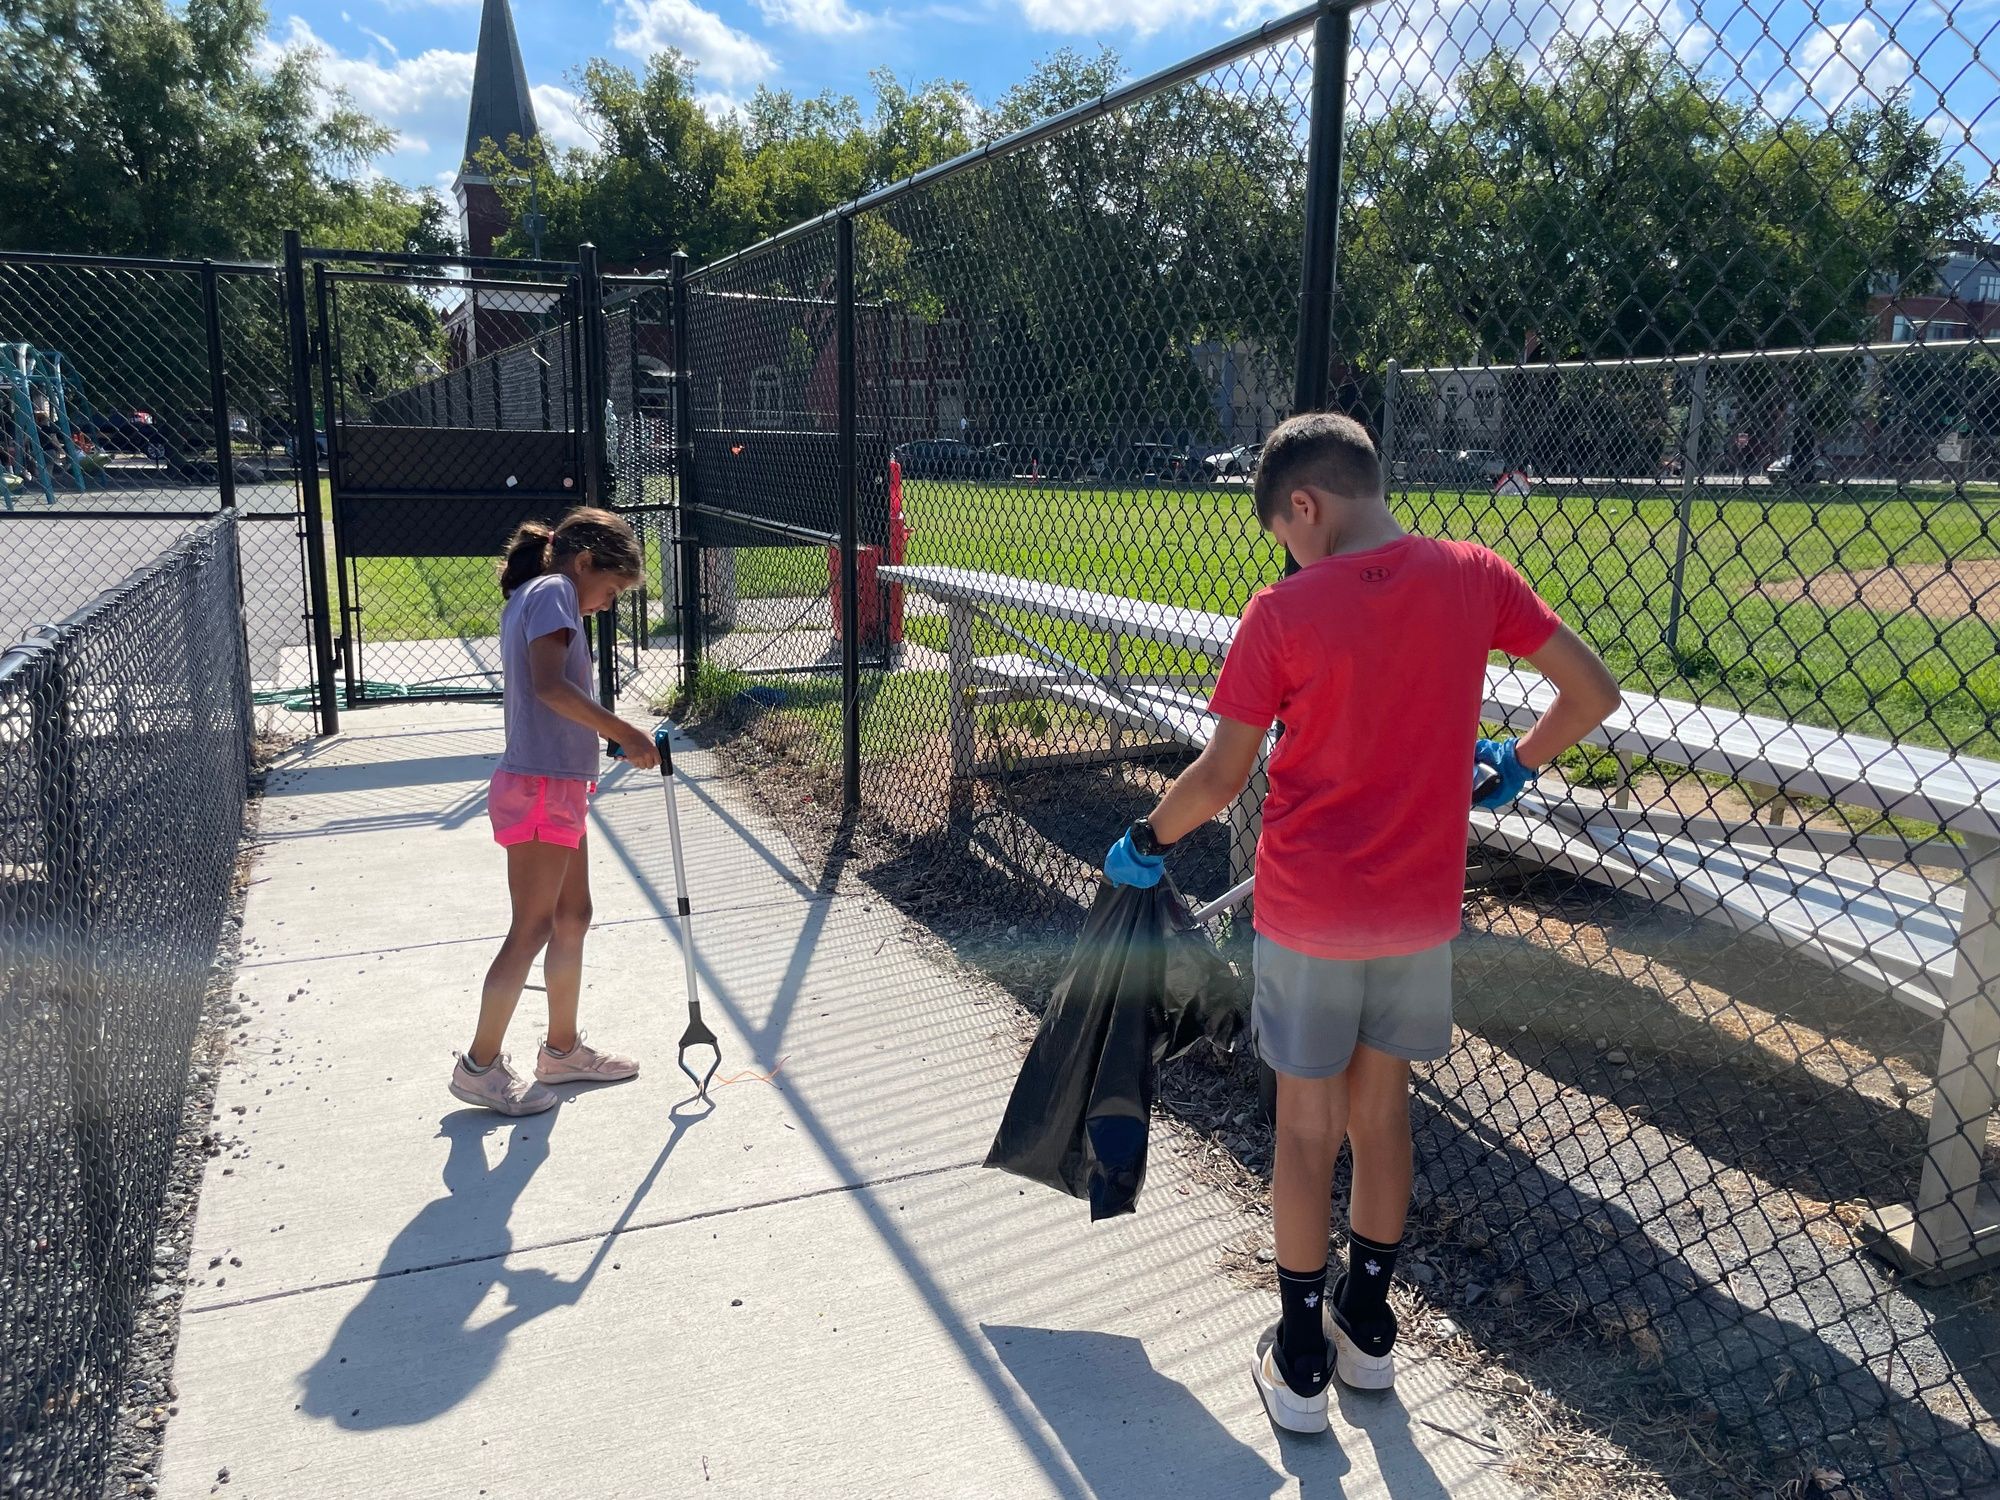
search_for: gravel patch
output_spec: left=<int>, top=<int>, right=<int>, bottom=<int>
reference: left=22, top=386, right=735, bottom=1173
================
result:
left=96, top=779, right=269, bottom=1500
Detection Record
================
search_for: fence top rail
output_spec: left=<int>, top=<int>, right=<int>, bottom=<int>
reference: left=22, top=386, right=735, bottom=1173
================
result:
left=1394, top=335, right=1999, bottom=378
left=303, top=246, right=582, bottom=277
left=687, top=0, right=1332, bottom=284
left=0, top=512, right=230, bottom=687
left=323, top=268, right=573, bottom=295
left=0, top=248, right=273, bottom=275
left=680, top=501, right=841, bottom=547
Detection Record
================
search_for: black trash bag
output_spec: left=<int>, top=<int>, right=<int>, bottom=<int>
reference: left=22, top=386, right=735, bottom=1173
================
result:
left=985, top=879, right=1246, bottom=1220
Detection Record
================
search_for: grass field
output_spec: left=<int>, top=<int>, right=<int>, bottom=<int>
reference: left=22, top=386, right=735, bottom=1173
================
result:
left=330, top=473, right=2000, bottom=756
left=870, top=477, right=2000, bottom=756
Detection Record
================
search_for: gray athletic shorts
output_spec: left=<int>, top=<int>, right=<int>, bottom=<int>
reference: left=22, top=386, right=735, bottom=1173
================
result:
left=1251, top=934, right=1455, bottom=1079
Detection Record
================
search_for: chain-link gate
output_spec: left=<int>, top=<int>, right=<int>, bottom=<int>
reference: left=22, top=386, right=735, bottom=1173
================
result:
left=602, top=276, right=682, bottom=709
left=294, top=247, right=606, bottom=706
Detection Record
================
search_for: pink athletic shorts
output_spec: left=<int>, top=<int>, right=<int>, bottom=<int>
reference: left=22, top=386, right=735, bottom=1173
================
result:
left=488, top=770, right=593, bottom=848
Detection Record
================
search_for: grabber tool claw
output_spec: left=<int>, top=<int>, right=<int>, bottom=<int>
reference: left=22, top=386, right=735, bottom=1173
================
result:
left=612, top=724, right=722, bottom=1102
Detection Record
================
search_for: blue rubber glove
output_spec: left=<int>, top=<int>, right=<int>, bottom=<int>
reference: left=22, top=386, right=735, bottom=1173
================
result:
left=1104, top=830, right=1166, bottom=888
left=1474, top=737, right=1537, bottom=810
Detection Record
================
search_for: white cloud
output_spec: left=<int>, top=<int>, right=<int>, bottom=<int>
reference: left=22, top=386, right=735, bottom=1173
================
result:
left=697, top=89, right=751, bottom=120
left=613, top=0, right=776, bottom=87
left=755, top=0, right=870, bottom=34
left=532, top=83, right=597, bottom=152
left=1346, top=0, right=1698, bottom=116
left=359, top=25, right=400, bottom=54
left=267, top=16, right=475, bottom=128
left=1013, top=0, right=1280, bottom=37
left=1771, top=16, right=1913, bottom=115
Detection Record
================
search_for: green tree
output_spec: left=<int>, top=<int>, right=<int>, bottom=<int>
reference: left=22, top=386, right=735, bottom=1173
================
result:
left=1338, top=37, right=1996, bottom=367
left=0, top=0, right=445, bottom=257
left=482, top=54, right=975, bottom=266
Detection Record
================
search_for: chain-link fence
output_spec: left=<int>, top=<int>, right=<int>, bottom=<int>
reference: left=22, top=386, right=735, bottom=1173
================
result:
left=0, top=254, right=320, bottom=739
left=604, top=278, right=680, bottom=704
left=671, top=0, right=2000, bottom=1490
left=0, top=514, right=252, bottom=1497
left=677, top=229, right=895, bottom=702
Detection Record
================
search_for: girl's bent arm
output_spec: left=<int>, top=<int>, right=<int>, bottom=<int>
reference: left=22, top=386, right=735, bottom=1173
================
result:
left=527, top=632, right=656, bottom=764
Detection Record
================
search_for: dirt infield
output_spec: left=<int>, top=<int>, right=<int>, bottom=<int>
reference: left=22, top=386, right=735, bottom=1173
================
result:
left=1759, top=558, right=2000, bottom=621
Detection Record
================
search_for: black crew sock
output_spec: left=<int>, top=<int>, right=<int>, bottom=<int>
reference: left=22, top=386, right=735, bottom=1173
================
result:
left=1335, top=1231, right=1402, bottom=1356
left=1276, top=1262, right=1330, bottom=1389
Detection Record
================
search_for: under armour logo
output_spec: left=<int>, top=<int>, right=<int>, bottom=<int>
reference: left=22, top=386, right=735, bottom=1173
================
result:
left=1360, top=566, right=1391, bottom=583
left=1303, top=1291, right=1320, bottom=1308
left=1364, top=1259, right=1382, bottom=1276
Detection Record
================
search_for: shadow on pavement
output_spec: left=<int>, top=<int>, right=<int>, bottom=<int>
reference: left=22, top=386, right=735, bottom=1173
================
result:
left=985, top=1323, right=1297, bottom=1498
left=298, top=1095, right=710, bottom=1429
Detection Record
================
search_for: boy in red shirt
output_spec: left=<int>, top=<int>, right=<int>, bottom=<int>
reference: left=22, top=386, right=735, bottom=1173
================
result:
left=1105, top=412, right=1619, bottom=1433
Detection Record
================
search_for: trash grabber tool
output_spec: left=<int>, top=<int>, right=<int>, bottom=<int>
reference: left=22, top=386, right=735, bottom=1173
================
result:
left=612, top=724, right=721, bottom=1101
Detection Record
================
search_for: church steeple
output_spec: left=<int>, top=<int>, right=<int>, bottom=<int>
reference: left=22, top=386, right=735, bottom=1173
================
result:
left=454, top=0, right=540, bottom=257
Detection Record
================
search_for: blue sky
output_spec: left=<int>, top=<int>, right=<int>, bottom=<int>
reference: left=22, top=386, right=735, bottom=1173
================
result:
left=261, top=0, right=2000, bottom=205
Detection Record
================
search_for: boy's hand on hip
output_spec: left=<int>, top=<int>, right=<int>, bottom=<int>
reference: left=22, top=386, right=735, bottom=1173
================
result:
left=1473, top=738, right=1536, bottom=809
left=1103, top=830, right=1165, bottom=888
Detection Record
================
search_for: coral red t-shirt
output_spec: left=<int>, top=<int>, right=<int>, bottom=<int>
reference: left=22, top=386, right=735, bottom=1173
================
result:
left=1208, top=536, right=1561, bottom=960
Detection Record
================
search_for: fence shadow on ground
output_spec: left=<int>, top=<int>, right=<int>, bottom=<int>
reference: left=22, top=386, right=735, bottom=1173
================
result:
left=718, top=742, right=1999, bottom=1494
left=983, top=1324, right=1298, bottom=1498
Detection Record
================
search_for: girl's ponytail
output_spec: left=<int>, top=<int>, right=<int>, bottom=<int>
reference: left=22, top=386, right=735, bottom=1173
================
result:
left=498, top=520, right=554, bottom=597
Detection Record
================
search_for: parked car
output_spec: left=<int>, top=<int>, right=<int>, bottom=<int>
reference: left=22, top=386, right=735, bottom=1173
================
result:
left=1105, top=443, right=1191, bottom=483
left=83, top=409, right=157, bottom=455
left=1399, top=447, right=1507, bottom=484
left=1203, top=444, right=1261, bottom=479
left=892, top=438, right=1007, bottom=479
left=1765, top=451, right=1831, bottom=483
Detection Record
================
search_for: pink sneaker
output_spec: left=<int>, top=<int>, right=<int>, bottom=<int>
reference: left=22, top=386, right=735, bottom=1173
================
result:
left=449, top=1053, right=557, bottom=1116
left=536, top=1034, right=639, bottom=1086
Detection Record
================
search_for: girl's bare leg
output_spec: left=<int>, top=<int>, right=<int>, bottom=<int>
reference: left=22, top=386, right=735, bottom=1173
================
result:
left=543, top=834, right=593, bottom=1053
left=469, top=841, right=575, bottom=1066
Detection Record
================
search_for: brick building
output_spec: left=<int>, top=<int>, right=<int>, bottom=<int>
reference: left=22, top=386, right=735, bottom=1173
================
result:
left=1869, top=239, right=2000, bottom=344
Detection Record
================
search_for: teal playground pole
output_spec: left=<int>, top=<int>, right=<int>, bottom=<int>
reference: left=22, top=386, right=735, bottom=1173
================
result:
left=4, top=342, right=53, bottom=507
left=41, top=351, right=89, bottom=495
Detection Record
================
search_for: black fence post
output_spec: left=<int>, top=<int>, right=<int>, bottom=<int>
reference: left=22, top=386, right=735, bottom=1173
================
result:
left=282, top=230, right=339, bottom=733
left=312, top=265, right=358, bottom=708
left=200, top=261, right=236, bottom=511
left=578, top=244, right=619, bottom=707
left=671, top=250, right=703, bottom=693
left=1280, top=3, right=1352, bottom=579
left=836, top=214, right=862, bottom=811
left=1292, top=2, right=1351, bottom=421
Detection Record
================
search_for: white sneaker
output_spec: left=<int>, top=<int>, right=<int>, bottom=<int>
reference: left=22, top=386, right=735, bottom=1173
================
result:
left=1329, top=1280, right=1397, bottom=1390
left=449, top=1053, right=557, bottom=1116
left=1250, top=1322, right=1331, bottom=1434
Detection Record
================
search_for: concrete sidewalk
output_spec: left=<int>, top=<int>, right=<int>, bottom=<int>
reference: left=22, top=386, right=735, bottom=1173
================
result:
left=162, top=702, right=1525, bottom=1499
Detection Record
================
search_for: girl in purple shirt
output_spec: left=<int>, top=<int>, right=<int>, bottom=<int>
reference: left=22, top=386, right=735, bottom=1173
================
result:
left=450, top=508, right=660, bottom=1116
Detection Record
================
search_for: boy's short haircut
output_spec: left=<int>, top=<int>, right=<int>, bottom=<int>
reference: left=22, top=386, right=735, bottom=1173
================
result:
left=1254, top=412, right=1383, bottom=525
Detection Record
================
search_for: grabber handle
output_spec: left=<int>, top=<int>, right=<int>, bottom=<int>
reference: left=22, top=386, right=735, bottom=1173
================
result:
left=606, top=723, right=674, bottom=775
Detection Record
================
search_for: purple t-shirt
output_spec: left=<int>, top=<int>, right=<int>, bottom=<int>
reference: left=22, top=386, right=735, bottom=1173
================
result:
left=498, top=573, right=598, bottom=781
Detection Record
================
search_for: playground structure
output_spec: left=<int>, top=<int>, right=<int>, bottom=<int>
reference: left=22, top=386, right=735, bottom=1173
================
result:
left=2, top=341, right=90, bottom=507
